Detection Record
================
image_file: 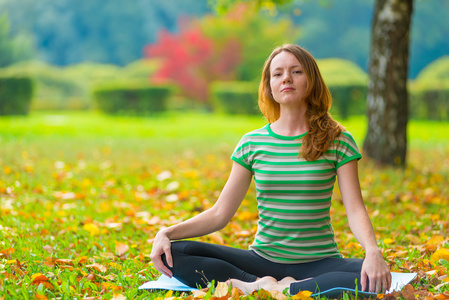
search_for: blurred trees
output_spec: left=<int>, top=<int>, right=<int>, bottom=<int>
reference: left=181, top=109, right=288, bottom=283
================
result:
left=0, top=0, right=209, bottom=66
left=1, top=0, right=447, bottom=78
left=0, top=15, right=33, bottom=67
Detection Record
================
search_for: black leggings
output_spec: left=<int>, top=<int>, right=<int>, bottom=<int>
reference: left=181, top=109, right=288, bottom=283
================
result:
left=162, top=241, right=368, bottom=295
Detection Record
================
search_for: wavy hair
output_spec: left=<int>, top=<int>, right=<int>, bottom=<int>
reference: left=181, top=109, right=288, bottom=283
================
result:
left=258, top=44, right=344, bottom=161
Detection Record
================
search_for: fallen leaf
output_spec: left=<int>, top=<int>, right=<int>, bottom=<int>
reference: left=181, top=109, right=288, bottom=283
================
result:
left=269, top=289, right=287, bottom=300
left=229, top=287, right=244, bottom=300
left=54, top=259, right=74, bottom=266
left=115, top=242, right=129, bottom=256
left=192, top=289, right=208, bottom=298
left=111, top=294, right=126, bottom=300
left=432, top=248, right=449, bottom=263
left=214, top=281, right=229, bottom=297
left=86, top=263, right=107, bottom=273
left=401, top=284, right=415, bottom=300
left=290, top=290, right=313, bottom=300
left=209, top=232, right=225, bottom=245
left=83, top=223, right=100, bottom=236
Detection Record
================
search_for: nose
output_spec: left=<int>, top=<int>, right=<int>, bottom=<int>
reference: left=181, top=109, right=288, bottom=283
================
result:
left=282, top=72, right=292, bottom=83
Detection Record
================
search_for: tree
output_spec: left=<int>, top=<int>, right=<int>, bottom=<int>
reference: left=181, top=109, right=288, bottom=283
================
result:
left=0, top=14, right=32, bottom=67
left=363, top=0, right=413, bottom=166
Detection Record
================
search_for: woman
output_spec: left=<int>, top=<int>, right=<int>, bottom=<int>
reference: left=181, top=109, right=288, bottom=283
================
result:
left=150, top=44, right=391, bottom=296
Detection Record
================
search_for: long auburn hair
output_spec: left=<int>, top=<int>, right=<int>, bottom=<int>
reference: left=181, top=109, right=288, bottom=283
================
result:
left=258, top=44, right=344, bottom=161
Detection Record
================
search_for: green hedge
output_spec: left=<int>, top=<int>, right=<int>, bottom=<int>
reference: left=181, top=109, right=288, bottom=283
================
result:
left=328, top=84, right=367, bottom=119
left=410, top=56, right=449, bottom=120
left=0, top=76, right=33, bottom=115
left=210, top=81, right=260, bottom=115
left=318, top=58, right=369, bottom=119
left=93, top=82, right=172, bottom=115
left=410, top=83, right=449, bottom=120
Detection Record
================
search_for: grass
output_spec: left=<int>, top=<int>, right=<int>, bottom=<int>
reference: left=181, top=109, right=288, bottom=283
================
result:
left=0, top=111, right=448, bottom=299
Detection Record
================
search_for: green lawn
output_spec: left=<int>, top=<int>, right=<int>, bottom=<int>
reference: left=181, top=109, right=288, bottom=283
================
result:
left=0, top=111, right=448, bottom=299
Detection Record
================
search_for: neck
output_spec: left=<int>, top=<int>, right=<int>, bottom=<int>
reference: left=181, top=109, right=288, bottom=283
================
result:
left=271, top=106, right=308, bottom=136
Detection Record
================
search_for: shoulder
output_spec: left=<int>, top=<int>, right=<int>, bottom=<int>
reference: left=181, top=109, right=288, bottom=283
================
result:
left=238, top=125, right=270, bottom=142
left=335, top=130, right=359, bottom=146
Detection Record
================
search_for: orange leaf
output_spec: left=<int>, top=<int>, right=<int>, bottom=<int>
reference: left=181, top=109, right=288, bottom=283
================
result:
left=31, top=273, right=49, bottom=284
left=54, top=259, right=74, bottom=266
left=115, top=242, right=129, bottom=256
left=209, top=232, right=225, bottom=245
left=35, top=295, right=48, bottom=300
left=87, top=263, right=107, bottom=273
left=401, top=284, right=415, bottom=300
left=230, top=287, right=244, bottom=300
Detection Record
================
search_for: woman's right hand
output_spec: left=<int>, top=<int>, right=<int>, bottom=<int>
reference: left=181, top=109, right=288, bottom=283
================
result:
left=150, top=230, right=173, bottom=277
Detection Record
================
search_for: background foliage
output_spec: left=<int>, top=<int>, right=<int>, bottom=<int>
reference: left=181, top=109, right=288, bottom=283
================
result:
left=1, top=0, right=448, bottom=78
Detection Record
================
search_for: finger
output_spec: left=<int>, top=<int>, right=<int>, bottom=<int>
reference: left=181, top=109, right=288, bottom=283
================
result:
left=154, top=258, right=173, bottom=278
left=384, top=272, right=392, bottom=293
left=369, top=276, right=375, bottom=293
left=165, top=248, right=173, bottom=268
left=360, top=270, right=367, bottom=292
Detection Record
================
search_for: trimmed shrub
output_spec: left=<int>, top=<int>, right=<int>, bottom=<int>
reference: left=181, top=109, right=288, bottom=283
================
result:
left=0, top=76, right=33, bottom=115
left=327, top=84, right=367, bottom=119
left=210, top=81, right=260, bottom=115
left=1, top=61, right=87, bottom=110
left=93, top=82, right=172, bottom=115
left=410, top=56, right=449, bottom=120
left=318, top=58, right=369, bottom=119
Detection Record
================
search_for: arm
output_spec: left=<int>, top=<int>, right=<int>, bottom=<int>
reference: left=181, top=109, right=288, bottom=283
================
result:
left=150, top=162, right=252, bottom=277
left=337, top=160, right=391, bottom=294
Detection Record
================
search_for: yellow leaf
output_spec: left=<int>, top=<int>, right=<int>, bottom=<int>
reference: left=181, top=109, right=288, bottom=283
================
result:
left=383, top=238, right=394, bottom=245
left=427, top=235, right=444, bottom=246
left=83, top=223, right=100, bottom=236
left=214, top=282, right=229, bottom=297
left=291, top=290, right=313, bottom=300
left=165, top=290, right=173, bottom=298
left=431, top=248, right=449, bottom=262
left=4, top=166, right=11, bottom=175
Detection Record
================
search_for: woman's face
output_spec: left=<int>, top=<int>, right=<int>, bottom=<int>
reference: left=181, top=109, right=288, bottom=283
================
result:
left=269, top=51, right=308, bottom=107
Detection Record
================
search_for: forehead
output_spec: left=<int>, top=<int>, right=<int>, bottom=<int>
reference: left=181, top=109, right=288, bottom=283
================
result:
left=270, top=51, right=301, bottom=70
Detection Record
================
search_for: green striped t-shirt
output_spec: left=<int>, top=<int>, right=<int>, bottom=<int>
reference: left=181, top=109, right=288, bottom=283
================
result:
left=231, top=124, right=362, bottom=264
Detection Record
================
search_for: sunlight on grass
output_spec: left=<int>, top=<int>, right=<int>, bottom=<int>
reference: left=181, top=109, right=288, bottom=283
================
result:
left=0, top=111, right=448, bottom=299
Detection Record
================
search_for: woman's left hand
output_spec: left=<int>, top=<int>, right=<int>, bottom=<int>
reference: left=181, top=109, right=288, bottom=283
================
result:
left=361, top=248, right=391, bottom=293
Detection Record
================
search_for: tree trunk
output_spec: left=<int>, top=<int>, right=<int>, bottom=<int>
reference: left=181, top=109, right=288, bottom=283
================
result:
left=363, top=0, right=413, bottom=166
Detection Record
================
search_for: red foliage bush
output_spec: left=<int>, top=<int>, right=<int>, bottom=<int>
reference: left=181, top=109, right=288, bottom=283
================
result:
left=145, top=21, right=241, bottom=103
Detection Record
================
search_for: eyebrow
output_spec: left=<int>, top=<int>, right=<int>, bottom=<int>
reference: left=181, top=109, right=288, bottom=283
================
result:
left=271, top=65, right=302, bottom=71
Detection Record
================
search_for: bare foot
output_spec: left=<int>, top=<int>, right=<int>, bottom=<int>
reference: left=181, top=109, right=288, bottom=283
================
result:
left=226, top=276, right=278, bottom=295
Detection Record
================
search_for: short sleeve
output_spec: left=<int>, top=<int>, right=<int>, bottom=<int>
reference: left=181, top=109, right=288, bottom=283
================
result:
left=334, top=131, right=362, bottom=169
left=231, top=136, right=253, bottom=172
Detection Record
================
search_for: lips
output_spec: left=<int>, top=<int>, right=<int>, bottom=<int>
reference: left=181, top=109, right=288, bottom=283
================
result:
left=281, top=87, right=295, bottom=92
